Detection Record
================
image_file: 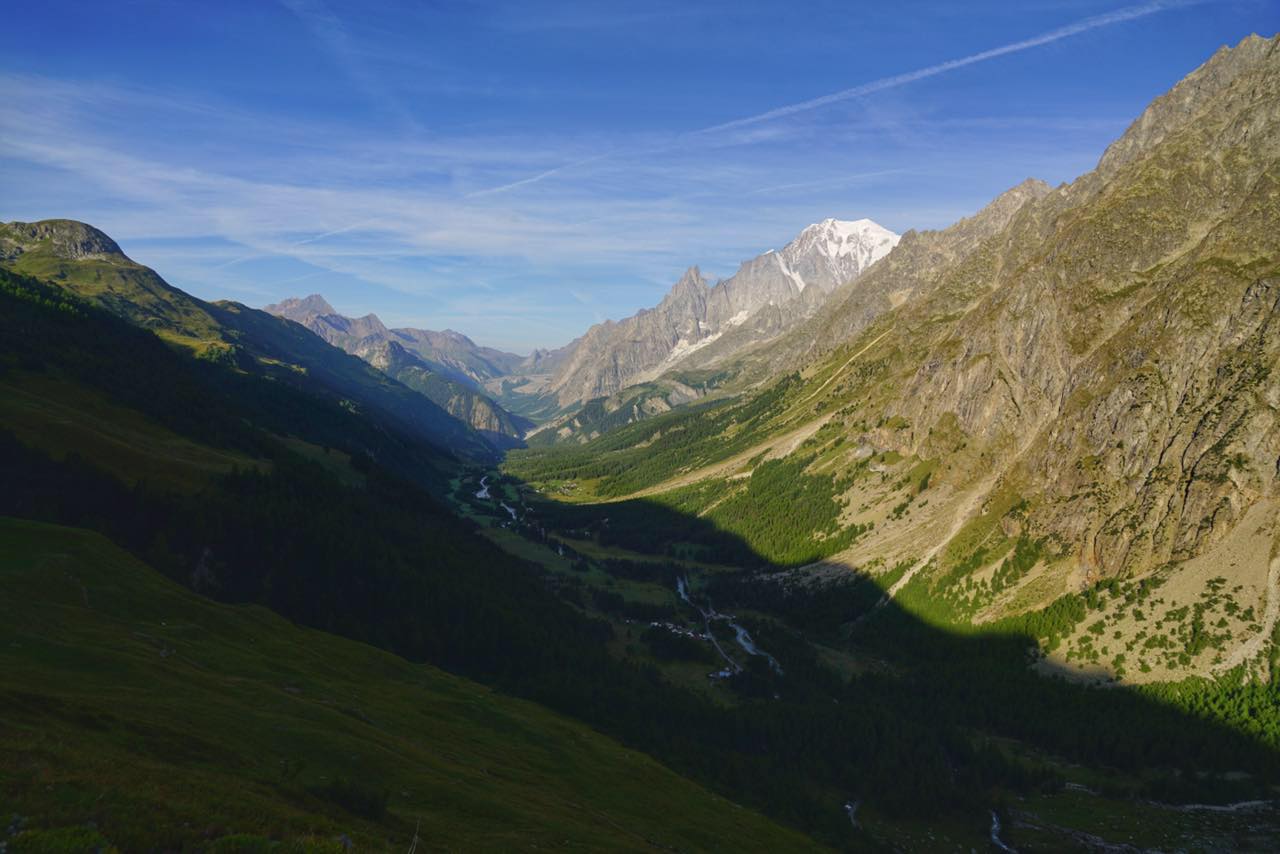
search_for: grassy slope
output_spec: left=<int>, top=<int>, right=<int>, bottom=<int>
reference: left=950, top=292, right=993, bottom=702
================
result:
left=0, top=518, right=822, bottom=853
left=3, top=239, right=494, bottom=463
left=7, top=245, right=228, bottom=355
left=0, top=372, right=265, bottom=493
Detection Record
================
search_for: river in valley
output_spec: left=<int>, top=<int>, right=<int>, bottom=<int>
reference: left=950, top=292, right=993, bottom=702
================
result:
left=676, top=576, right=783, bottom=675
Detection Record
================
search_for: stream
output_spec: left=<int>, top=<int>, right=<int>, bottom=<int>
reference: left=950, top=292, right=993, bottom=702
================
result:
left=990, top=811, right=1016, bottom=852
left=474, top=476, right=518, bottom=521
left=676, top=577, right=783, bottom=675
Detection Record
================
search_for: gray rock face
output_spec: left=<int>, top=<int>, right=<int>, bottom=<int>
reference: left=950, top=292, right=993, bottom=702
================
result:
left=0, top=219, right=124, bottom=261
left=273, top=294, right=336, bottom=317
left=820, top=33, right=1280, bottom=578
left=547, top=219, right=900, bottom=405
left=1095, top=33, right=1273, bottom=179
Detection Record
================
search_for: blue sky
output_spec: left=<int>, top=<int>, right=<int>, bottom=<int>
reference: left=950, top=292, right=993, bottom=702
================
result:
left=3, top=1, right=1274, bottom=352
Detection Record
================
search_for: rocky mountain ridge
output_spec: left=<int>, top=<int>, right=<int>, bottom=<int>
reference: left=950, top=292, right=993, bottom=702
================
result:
left=265, top=295, right=526, bottom=387
left=0, top=219, right=123, bottom=261
left=544, top=218, right=899, bottom=406
left=265, top=296, right=531, bottom=443
left=508, top=33, right=1280, bottom=686
left=762, top=32, right=1280, bottom=679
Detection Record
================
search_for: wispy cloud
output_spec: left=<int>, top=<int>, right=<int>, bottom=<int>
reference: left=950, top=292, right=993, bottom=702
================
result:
left=277, top=0, right=419, bottom=128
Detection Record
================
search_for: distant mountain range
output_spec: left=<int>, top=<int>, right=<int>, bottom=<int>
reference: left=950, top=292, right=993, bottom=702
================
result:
left=1, top=210, right=903, bottom=456
left=258, top=217, right=899, bottom=446
left=264, top=296, right=533, bottom=447
left=265, top=294, right=527, bottom=386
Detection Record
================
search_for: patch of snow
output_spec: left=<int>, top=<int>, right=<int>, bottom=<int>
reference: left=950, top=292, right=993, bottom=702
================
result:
left=777, top=254, right=808, bottom=292
left=662, top=331, right=723, bottom=366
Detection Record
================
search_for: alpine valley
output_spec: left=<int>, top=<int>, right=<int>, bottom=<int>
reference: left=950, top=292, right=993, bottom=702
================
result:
left=3, top=28, right=1280, bottom=854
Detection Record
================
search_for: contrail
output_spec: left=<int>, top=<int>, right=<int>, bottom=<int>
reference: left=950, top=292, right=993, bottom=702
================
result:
left=468, top=1, right=1195, bottom=196
left=211, top=217, right=382, bottom=269
left=744, top=168, right=911, bottom=196
left=697, top=0, right=1197, bottom=135
left=292, top=217, right=382, bottom=246
left=465, top=154, right=610, bottom=198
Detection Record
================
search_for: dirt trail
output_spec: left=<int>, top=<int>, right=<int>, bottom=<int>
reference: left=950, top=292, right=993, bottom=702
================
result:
left=615, top=414, right=832, bottom=500
left=606, top=328, right=890, bottom=502
left=798, top=328, right=891, bottom=407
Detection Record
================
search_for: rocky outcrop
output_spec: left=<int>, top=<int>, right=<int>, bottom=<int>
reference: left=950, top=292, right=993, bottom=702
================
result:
left=0, top=219, right=124, bottom=261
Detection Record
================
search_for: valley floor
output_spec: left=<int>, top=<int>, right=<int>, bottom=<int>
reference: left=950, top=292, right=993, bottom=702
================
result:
left=455, top=467, right=1280, bottom=851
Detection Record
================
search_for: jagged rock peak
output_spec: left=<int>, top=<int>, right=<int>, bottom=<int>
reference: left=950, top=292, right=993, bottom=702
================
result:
left=659, top=266, right=709, bottom=305
left=917, top=177, right=1052, bottom=250
left=0, top=219, right=125, bottom=261
left=369, top=339, right=413, bottom=371
left=1097, top=32, right=1277, bottom=176
left=991, top=177, right=1053, bottom=206
left=971, top=178, right=1053, bottom=224
left=676, top=265, right=705, bottom=286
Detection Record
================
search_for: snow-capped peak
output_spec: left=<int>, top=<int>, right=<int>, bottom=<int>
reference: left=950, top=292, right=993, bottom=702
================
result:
left=776, top=218, right=900, bottom=293
left=794, top=218, right=898, bottom=261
